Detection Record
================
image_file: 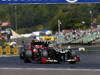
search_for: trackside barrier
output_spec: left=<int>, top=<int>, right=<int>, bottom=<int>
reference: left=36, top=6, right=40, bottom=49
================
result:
left=6, top=46, right=10, bottom=56
left=13, top=46, right=19, bottom=56
left=0, top=46, right=19, bottom=56
left=0, top=46, right=2, bottom=56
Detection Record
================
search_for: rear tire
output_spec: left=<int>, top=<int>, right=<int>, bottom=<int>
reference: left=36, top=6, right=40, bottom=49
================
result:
left=24, top=50, right=32, bottom=63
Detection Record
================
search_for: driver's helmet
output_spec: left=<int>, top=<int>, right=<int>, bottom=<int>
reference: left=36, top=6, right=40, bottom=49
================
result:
left=49, top=43, right=53, bottom=47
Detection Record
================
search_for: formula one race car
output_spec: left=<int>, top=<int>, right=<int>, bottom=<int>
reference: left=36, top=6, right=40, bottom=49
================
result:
left=20, top=41, right=61, bottom=63
left=54, top=46, right=80, bottom=64
left=20, top=41, right=80, bottom=64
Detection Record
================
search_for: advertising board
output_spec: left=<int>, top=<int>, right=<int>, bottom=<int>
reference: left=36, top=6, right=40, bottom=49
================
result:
left=0, top=0, right=100, bottom=4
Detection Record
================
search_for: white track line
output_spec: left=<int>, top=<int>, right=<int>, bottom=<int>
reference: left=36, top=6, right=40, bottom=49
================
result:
left=0, top=55, right=19, bottom=57
left=0, top=68, right=100, bottom=71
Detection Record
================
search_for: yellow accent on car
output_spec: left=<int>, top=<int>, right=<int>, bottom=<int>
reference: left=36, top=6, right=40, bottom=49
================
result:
left=40, top=36, right=55, bottom=41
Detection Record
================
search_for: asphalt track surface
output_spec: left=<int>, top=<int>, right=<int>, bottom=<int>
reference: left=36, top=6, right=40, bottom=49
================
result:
left=0, top=69, right=100, bottom=75
left=0, top=47, right=100, bottom=75
left=0, top=52, right=100, bottom=69
left=0, top=53, right=100, bottom=75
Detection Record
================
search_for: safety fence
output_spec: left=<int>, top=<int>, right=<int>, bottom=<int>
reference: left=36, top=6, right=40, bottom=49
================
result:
left=0, top=46, right=19, bottom=56
left=55, top=31, right=100, bottom=44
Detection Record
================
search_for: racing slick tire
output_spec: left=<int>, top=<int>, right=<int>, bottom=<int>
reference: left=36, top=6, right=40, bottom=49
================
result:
left=25, top=50, right=32, bottom=57
left=24, top=50, right=32, bottom=63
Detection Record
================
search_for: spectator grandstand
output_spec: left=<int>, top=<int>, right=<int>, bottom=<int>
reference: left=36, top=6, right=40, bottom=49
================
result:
left=55, top=28, right=100, bottom=44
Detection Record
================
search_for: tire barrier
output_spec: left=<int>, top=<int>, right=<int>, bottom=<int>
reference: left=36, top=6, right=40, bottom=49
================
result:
left=0, top=46, right=19, bottom=56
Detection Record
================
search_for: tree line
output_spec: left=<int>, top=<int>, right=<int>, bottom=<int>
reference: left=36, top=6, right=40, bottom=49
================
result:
left=0, top=4, right=100, bottom=33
